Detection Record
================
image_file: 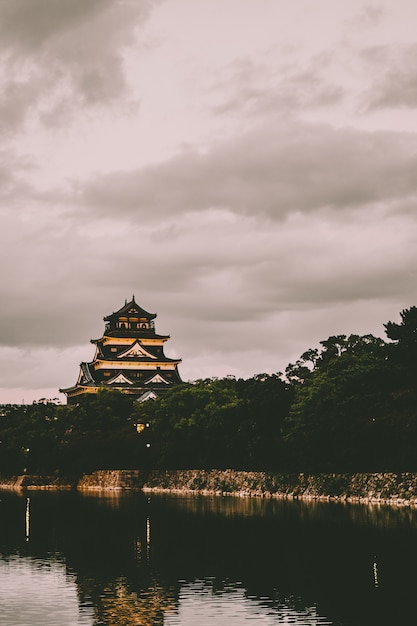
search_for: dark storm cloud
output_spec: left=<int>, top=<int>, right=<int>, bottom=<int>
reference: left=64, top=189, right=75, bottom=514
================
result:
left=82, top=121, right=417, bottom=220
left=2, top=111, right=417, bottom=358
left=2, top=188, right=411, bottom=352
left=361, top=44, right=417, bottom=110
left=0, top=77, right=47, bottom=134
left=0, top=0, right=158, bottom=132
left=1, top=0, right=417, bottom=401
left=0, top=0, right=116, bottom=51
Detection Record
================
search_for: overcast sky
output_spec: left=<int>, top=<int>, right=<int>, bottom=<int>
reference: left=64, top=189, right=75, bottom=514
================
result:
left=1, top=0, right=416, bottom=403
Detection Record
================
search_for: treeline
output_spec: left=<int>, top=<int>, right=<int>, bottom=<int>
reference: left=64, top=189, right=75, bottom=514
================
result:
left=1, top=306, right=417, bottom=475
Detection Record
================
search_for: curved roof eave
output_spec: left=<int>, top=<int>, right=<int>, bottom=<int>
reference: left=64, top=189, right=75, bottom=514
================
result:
left=104, top=298, right=157, bottom=321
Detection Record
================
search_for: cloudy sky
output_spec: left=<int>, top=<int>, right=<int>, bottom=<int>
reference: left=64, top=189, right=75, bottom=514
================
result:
left=1, top=0, right=417, bottom=403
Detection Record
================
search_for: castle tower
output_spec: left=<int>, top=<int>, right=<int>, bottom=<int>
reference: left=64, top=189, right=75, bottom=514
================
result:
left=60, top=296, right=182, bottom=403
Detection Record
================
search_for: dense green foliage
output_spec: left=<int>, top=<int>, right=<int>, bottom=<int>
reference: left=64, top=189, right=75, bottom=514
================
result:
left=0, top=390, right=143, bottom=476
left=283, top=307, right=417, bottom=472
left=1, top=306, right=417, bottom=475
left=284, top=334, right=392, bottom=472
left=131, top=374, right=292, bottom=470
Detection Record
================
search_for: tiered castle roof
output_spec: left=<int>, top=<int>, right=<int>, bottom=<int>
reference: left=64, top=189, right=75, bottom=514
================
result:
left=60, top=296, right=182, bottom=402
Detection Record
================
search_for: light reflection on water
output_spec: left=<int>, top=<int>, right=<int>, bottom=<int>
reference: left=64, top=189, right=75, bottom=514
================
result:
left=164, top=579, right=332, bottom=626
left=0, top=556, right=94, bottom=626
left=0, top=491, right=416, bottom=625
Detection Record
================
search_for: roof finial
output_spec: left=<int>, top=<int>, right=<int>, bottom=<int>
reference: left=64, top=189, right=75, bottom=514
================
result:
left=132, top=294, right=135, bottom=302
left=125, top=298, right=127, bottom=305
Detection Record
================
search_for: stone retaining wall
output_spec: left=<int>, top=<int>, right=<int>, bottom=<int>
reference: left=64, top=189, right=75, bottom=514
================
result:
left=140, top=470, right=417, bottom=505
left=2, top=470, right=417, bottom=505
left=77, top=470, right=141, bottom=490
left=0, top=474, right=72, bottom=490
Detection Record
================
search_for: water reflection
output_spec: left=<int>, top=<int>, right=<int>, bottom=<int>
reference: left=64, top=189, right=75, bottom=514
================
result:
left=89, top=576, right=177, bottom=626
left=165, top=579, right=333, bottom=626
left=25, top=496, right=30, bottom=542
left=0, top=491, right=417, bottom=625
left=373, top=556, right=379, bottom=588
left=0, top=556, right=93, bottom=625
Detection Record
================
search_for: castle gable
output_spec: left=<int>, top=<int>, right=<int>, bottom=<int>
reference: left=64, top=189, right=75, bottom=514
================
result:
left=117, top=341, right=156, bottom=360
left=144, top=373, right=170, bottom=385
left=107, top=372, right=134, bottom=385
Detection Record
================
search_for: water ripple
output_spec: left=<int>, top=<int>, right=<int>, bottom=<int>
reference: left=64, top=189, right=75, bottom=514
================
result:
left=0, top=556, right=94, bottom=626
left=164, top=579, right=333, bottom=626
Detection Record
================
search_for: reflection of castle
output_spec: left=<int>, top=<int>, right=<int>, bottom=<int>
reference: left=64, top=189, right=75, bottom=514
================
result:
left=75, top=511, right=179, bottom=625
left=10, top=491, right=403, bottom=626
left=93, top=577, right=178, bottom=626
left=60, top=297, right=182, bottom=403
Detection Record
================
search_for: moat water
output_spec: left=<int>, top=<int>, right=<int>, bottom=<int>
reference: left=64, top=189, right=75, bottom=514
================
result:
left=0, top=490, right=416, bottom=625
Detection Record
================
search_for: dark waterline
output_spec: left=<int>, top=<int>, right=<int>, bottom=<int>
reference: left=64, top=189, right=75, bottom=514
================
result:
left=0, top=491, right=416, bottom=625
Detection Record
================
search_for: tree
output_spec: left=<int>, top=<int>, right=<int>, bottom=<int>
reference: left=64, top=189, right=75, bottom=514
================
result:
left=385, top=306, right=417, bottom=380
left=132, top=375, right=292, bottom=470
left=0, top=390, right=143, bottom=476
left=57, top=390, right=141, bottom=474
left=284, top=334, right=392, bottom=472
left=382, top=307, right=417, bottom=468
